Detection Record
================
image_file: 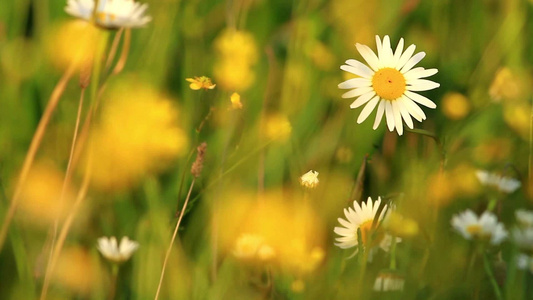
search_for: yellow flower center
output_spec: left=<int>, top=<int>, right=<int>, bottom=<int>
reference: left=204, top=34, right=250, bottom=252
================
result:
left=96, top=12, right=117, bottom=22
left=359, top=220, right=374, bottom=245
left=372, top=68, right=406, bottom=101
left=466, top=225, right=481, bottom=236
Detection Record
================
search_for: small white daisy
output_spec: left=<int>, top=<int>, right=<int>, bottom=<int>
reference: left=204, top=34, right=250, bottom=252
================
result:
left=517, top=253, right=533, bottom=273
left=516, top=209, right=533, bottom=228
left=300, top=170, right=319, bottom=189
left=65, top=0, right=152, bottom=29
left=513, top=226, right=533, bottom=251
left=334, top=197, right=388, bottom=249
left=373, top=272, right=405, bottom=292
left=476, top=170, right=521, bottom=193
left=451, top=210, right=508, bottom=245
left=339, top=35, right=440, bottom=135
left=97, top=236, right=139, bottom=263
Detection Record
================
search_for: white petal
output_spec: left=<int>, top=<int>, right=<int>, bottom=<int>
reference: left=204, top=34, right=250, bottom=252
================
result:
left=404, top=67, right=438, bottom=80
left=395, top=44, right=416, bottom=70
left=356, top=43, right=380, bottom=71
left=398, top=99, right=414, bottom=129
left=407, top=79, right=440, bottom=91
left=350, top=91, right=376, bottom=109
left=392, top=101, right=404, bottom=135
left=344, top=59, right=374, bottom=78
left=392, top=38, right=404, bottom=67
left=400, top=52, right=426, bottom=73
left=375, top=36, right=383, bottom=68
left=385, top=101, right=395, bottom=131
left=381, top=35, right=393, bottom=66
left=338, top=77, right=372, bottom=89
left=401, top=96, right=426, bottom=121
left=405, top=91, right=437, bottom=108
left=373, top=100, right=386, bottom=130
left=357, top=96, right=380, bottom=124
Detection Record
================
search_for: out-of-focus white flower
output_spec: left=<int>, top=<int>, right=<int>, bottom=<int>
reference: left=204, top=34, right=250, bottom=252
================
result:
left=451, top=210, right=508, bottom=245
left=300, top=170, right=319, bottom=189
left=476, top=170, right=521, bottom=193
left=373, top=272, right=405, bottom=292
left=339, top=35, right=439, bottom=135
left=97, top=236, right=139, bottom=263
left=517, top=253, right=533, bottom=273
left=516, top=209, right=533, bottom=228
left=65, top=0, right=152, bottom=29
left=513, top=226, right=533, bottom=251
left=334, top=197, right=388, bottom=250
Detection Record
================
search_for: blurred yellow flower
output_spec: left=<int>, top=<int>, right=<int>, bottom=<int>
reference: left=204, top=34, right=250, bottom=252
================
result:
left=441, top=92, right=470, bottom=120
left=384, top=212, right=419, bottom=238
left=216, top=191, right=325, bottom=274
left=489, top=67, right=524, bottom=102
left=300, top=170, right=319, bottom=189
left=214, top=60, right=255, bottom=92
left=17, top=162, right=75, bottom=227
left=233, top=233, right=276, bottom=261
left=86, top=81, right=189, bottom=191
left=213, top=29, right=258, bottom=92
left=230, top=92, right=243, bottom=109
left=504, top=103, right=530, bottom=139
left=186, top=76, right=216, bottom=90
left=46, top=20, right=103, bottom=71
left=264, top=113, right=292, bottom=141
left=214, top=29, right=258, bottom=64
left=52, top=247, right=101, bottom=295
left=291, top=279, right=305, bottom=293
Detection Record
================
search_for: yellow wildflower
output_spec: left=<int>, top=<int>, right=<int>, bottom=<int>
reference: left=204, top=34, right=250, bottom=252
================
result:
left=442, top=92, right=470, bottom=120
left=230, top=92, right=243, bottom=109
left=264, top=113, right=292, bottom=141
left=86, top=80, right=188, bottom=191
left=46, top=20, right=102, bottom=71
left=186, top=76, right=216, bottom=90
left=489, top=67, right=524, bottom=102
left=300, top=170, right=319, bottom=189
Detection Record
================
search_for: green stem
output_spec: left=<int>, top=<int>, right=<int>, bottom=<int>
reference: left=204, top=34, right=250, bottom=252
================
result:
left=108, top=264, right=119, bottom=300
left=405, top=128, right=446, bottom=168
left=390, top=235, right=397, bottom=270
left=483, top=252, right=503, bottom=300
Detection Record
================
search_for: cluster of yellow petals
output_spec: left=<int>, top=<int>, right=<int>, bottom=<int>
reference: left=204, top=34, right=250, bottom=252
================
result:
left=213, top=29, right=258, bottom=92
left=86, top=81, right=188, bottom=191
left=185, top=76, right=216, bottom=90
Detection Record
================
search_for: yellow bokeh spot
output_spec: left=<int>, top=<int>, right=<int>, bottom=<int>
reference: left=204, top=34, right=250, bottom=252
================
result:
left=46, top=20, right=102, bottom=71
left=489, top=67, right=524, bottom=102
left=442, top=92, right=470, bottom=120
left=504, top=103, right=530, bottom=139
left=372, top=68, right=406, bottom=100
left=52, top=247, right=101, bottom=295
left=86, top=80, right=189, bottom=191
left=385, top=212, right=419, bottom=238
left=264, top=114, right=292, bottom=142
left=17, top=162, right=76, bottom=227
left=230, top=92, right=243, bottom=109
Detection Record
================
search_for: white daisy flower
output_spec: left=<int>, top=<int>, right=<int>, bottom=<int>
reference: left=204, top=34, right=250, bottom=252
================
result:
left=338, top=35, right=440, bottom=135
left=334, top=197, right=388, bottom=249
left=513, top=226, right=533, bottom=251
left=300, top=170, right=319, bottom=189
left=97, top=236, right=139, bottom=263
left=65, top=0, right=152, bottom=29
left=476, top=170, right=521, bottom=193
left=451, top=210, right=508, bottom=245
left=516, top=209, right=533, bottom=228
left=517, top=253, right=533, bottom=273
left=373, top=272, right=405, bottom=292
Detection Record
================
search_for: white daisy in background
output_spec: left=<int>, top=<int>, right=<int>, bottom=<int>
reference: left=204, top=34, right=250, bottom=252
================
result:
left=517, top=253, right=533, bottom=273
left=65, top=0, right=152, bottom=29
left=334, top=197, right=389, bottom=250
left=476, top=170, right=521, bottom=194
left=451, top=210, right=508, bottom=245
left=97, top=236, right=139, bottom=263
left=338, top=35, right=440, bottom=135
left=516, top=209, right=533, bottom=228
left=373, top=271, right=405, bottom=292
left=513, top=226, right=533, bottom=251
left=300, top=170, right=319, bottom=189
